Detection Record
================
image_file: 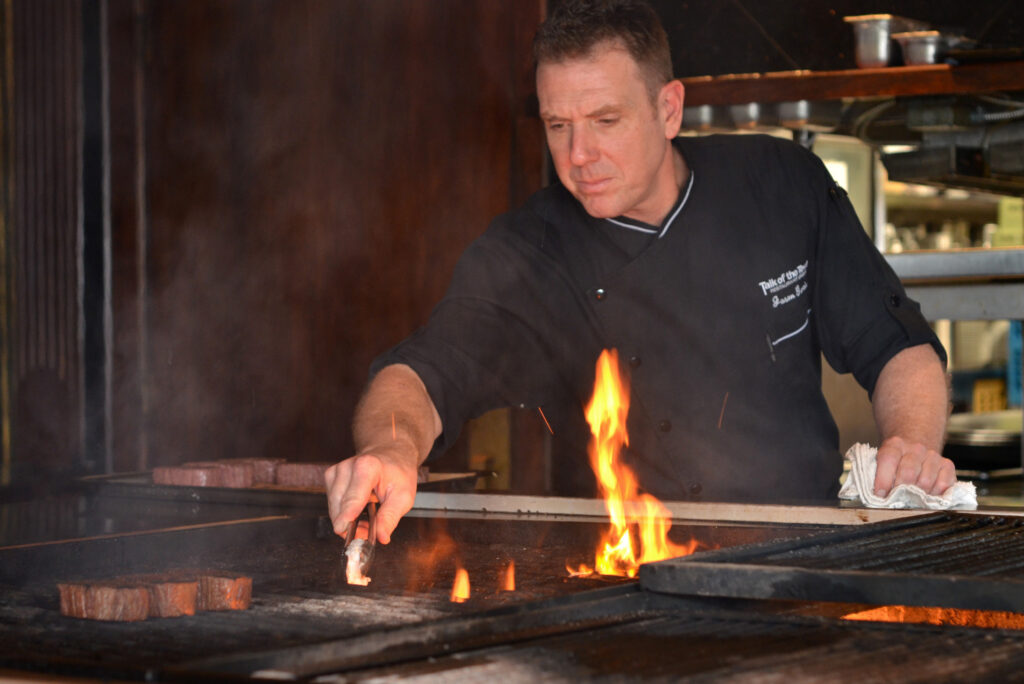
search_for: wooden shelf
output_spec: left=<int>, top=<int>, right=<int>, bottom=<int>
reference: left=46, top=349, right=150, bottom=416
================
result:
left=885, top=192, right=1000, bottom=224
left=680, top=61, right=1024, bottom=107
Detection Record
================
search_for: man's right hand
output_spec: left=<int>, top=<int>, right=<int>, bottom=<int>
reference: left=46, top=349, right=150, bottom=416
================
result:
left=328, top=364, right=442, bottom=545
left=324, top=445, right=419, bottom=545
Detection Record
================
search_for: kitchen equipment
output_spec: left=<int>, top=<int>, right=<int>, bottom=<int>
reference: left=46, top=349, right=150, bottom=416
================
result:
left=682, top=103, right=715, bottom=131
left=894, top=31, right=944, bottom=65
left=776, top=99, right=842, bottom=131
left=641, top=511, right=1024, bottom=611
left=7, top=488, right=1024, bottom=681
left=844, top=14, right=930, bottom=68
left=0, top=499, right=826, bottom=680
left=343, top=494, right=377, bottom=577
left=729, top=101, right=761, bottom=129
left=945, top=409, right=1023, bottom=471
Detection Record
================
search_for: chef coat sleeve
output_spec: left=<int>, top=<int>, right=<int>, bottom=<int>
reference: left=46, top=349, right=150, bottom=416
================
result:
left=813, top=178, right=947, bottom=398
left=370, top=224, right=562, bottom=458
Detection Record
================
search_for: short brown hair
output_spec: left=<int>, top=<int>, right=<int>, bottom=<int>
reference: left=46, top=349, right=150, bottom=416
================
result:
left=533, top=0, right=673, bottom=101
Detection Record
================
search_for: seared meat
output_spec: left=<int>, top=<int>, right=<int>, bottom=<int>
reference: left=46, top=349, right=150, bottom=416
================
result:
left=152, top=464, right=226, bottom=487
left=274, top=462, right=332, bottom=489
left=152, top=461, right=255, bottom=488
left=221, top=457, right=284, bottom=484
left=58, top=582, right=150, bottom=622
left=198, top=574, right=252, bottom=611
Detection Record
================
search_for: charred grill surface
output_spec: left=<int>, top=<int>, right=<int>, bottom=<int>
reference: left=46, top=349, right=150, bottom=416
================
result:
left=0, top=512, right=820, bottom=680
left=322, top=605, right=1024, bottom=683
left=26, top=506, right=1024, bottom=681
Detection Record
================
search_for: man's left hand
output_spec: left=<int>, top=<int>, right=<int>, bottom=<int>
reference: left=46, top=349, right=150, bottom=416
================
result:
left=873, top=435, right=956, bottom=498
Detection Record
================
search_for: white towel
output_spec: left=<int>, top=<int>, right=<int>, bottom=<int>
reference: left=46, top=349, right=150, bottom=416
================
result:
left=838, top=442, right=977, bottom=510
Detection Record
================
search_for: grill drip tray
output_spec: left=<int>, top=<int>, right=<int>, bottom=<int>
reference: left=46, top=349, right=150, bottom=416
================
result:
left=641, top=511, right=1024, bottom=612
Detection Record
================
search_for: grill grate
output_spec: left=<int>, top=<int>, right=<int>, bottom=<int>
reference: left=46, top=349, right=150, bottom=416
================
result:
left=641, top=512, right=1024, bottom=612
left=756, top=514, right=1024, bottom=576
left=176, top=587, right=1024, bottom=682
left=0, top=526, right=617, bottom=679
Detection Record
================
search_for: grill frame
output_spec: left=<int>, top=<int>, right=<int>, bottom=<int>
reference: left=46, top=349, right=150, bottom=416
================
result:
left=10, top=499, right=1024, bottom=681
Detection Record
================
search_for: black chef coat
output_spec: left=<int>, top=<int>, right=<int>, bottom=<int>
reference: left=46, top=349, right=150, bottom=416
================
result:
left=372, top=134, right=945, bottom=503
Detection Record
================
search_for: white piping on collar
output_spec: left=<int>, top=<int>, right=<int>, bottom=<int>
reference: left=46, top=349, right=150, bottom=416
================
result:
left=658, top=170, right=694, bottom=238
left=604, top=219, right=658, bottom=234
left=604, top=170, right=695, bottom=239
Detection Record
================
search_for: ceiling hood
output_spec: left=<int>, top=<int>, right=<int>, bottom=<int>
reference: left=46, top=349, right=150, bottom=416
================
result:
left=879, top=105, right=1024, bottom=196
left=679, top=62, right=1024, bottom=196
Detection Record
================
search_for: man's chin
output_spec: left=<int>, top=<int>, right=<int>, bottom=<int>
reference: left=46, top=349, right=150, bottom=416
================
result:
left=574, top=194, right=620, bottom=220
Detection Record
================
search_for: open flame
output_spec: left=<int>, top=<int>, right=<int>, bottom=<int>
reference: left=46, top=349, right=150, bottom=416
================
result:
left=844, top=605, right=1024, bottom=630
left=402, top=520, right=458, bottom=594
left=502, top=561, right=515, bottom=592
left=451, top=566, right=470, bottom=603
left=571, top=349, right=699, bottom=579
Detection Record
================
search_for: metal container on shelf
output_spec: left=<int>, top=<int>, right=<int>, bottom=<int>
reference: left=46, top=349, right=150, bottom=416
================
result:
left=777, top=100, right=842, bottom=132
left=729, top=102, right=761, bottom=129
left=944, top=409, right=1022, bottom=471
left=845, top=14, right=893, bottom=68
left=844, top=14, right=930, bottom=68
left=893, top=30, right=944, bottom=65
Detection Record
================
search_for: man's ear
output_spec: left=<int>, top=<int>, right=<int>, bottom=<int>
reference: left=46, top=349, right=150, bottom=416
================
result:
left=660, top=80, right=685, bottom=139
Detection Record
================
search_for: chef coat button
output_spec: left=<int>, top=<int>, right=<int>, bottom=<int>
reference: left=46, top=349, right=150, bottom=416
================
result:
left=657, top=420, right=671, bottom=433
left=889, top=293, right=901, bottom=307
left=628, top=356, right=642, bottom=369
left=594, top=288, right=606, bottom=301
left=689, top=482, right=702, bottom=496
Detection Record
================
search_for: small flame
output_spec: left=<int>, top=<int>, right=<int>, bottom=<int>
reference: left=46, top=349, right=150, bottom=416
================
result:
left=502, top=561, right=515, bottom=591
left=571, top=350, right=700, bottom=578
left=451, top=566, right=470, bottom=603
left=844, top=605, right=1024, bottom=630
left=566, top=563, right=593, bottom=577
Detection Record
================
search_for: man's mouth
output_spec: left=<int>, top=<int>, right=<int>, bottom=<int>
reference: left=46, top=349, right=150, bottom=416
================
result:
left=573, top=178, right=612, bottom=195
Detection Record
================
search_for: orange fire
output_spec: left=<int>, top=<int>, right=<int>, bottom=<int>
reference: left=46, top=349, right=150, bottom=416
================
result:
left=403, top=521, right=457, bottom=594
left=501, top=561, right=515, bottom=592
left=572, top=349, right=699, bottom=578
left=451, top=566, right=470, bottom=603
left=844, top=605, right=1024, bottom=630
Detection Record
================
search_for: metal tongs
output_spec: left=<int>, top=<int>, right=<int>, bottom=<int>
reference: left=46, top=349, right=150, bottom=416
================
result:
left=344, top=493, right=378, bottom=576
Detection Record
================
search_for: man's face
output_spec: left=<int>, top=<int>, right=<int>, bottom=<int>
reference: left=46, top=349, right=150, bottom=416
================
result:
left=537, top=44, right=679, bottom=224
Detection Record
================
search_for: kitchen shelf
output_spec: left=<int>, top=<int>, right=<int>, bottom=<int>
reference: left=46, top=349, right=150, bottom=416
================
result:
left=886, top=248, right=1024, bottom=320
left=680, top=61, right=1024, bottom=106
left=885, top=191, right=1000, bottom=225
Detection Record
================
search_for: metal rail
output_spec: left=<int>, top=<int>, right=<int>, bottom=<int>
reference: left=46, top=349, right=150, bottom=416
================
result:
left=408, top=492, right=999, bottom=527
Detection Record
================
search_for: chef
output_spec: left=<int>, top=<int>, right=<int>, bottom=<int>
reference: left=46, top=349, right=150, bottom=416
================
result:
left=326, top=0, right=954, bottom=545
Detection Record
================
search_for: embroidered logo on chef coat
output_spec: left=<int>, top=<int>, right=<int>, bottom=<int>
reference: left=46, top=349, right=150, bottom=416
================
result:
left=757, top=260, right=809, bottom=308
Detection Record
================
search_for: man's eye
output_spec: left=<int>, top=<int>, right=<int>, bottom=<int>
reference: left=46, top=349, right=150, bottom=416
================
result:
left=547, top=122, right=566, bottom=132
left=598, top=118, right=618, bottom=126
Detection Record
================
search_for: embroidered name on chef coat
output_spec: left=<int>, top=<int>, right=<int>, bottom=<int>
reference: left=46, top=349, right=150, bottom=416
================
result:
left=758, top=260, right=809, bottom=308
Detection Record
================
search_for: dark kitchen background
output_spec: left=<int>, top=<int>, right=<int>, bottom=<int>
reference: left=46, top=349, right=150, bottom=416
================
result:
left=1, top=0, right=1021, bottom=494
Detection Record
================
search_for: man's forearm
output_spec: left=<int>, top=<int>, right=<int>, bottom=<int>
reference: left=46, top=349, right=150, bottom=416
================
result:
left=325, top=364, right=443, bottom=544
left=871, top=344, right=949, bottom=450
left=353, top=364, right=443, bottom=465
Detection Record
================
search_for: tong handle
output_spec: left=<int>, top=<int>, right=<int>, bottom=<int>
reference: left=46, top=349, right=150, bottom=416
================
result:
left=344, top=495, right=378, bottom=548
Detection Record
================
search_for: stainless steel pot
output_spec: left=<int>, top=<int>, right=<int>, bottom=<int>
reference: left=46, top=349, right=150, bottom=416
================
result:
left=944, top=410, right=1022, bottom=471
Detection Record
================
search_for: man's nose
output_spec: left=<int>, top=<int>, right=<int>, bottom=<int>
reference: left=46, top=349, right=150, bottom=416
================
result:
left=569, top=126, right=598, bottom=166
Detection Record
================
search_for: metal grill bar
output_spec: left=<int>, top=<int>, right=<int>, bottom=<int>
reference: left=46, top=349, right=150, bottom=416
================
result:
left=758, top=514, right=978, bottom=567
left=640, top=512, right=1024, bottom=613
left=798, top=517, right=1024, bottom=573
